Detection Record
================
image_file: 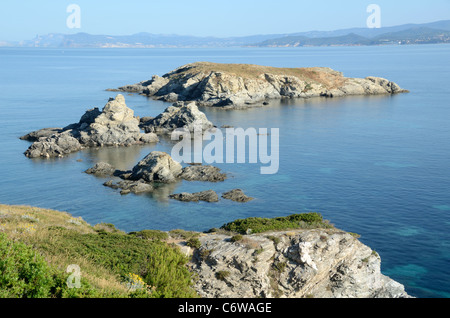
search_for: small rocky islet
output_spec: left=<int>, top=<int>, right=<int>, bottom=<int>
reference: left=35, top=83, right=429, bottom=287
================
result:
left=16, top=63, right=412, bottom=298
left=85, top=151, right=253, bottom=203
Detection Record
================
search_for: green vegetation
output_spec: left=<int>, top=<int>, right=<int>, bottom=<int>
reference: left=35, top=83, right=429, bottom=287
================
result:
left=0, top=233, right=99, bottom=298
left=38, top=227, right=196, bottom=298
left=272, top=260, right=287, bottom=273
left=215, top=271, right=231, bottom=281
left=186, top=237, right=201, bottom=249
left=266, top=235, right=281, bottom=245
left=220, top=213, right=332, bottom=234
left=0, top=204, right=197, bottom=298
left=129, top=229, right=169, bottom=241
left=230, top=234, right=244, bottom=242
left=169, top=229, right=199, bottom=240
left=0, top=233, right=57, bottom=298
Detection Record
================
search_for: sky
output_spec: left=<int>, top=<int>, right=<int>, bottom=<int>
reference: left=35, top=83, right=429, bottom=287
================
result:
left=0, top=0, right=449, bottom=41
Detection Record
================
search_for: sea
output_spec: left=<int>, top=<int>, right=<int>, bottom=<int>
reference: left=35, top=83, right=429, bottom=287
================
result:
left=0, top=45, right=449, bottom=298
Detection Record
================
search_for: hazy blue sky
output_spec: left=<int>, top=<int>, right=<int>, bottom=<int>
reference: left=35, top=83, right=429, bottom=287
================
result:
left=1, top=0, right=449, bottom=41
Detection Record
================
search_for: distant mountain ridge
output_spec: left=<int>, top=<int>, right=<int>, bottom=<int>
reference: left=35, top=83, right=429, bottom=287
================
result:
left=2, top=20, right=450, bottom=48
left=256, top=25, right=450, bottom=47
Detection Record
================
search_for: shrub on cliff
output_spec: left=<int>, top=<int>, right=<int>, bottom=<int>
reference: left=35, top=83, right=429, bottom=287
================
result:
left=38, top=227, right=197, bottom=298
left=220, top=212, right=332, bottom=234
left=0, top=233, right=56, bottom=298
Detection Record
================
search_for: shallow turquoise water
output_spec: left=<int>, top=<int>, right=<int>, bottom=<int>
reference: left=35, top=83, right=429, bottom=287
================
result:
left=0, top=45, right=450, bottom=298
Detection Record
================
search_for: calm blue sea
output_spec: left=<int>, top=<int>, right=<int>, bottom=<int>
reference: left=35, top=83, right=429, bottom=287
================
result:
left=0, top=45, right=449, bottom=298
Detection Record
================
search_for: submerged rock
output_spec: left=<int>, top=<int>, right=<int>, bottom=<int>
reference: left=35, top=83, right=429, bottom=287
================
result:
left=221, top=189, right=254, bottom=202
left=23, top=95, right=159, bottom=158
left=84, top=162, right=116, bottom=176
left=109, top=62, right=409, bottom=108
left=103, top=179, right=154, bottom=194
left=169, top=190, right=219, bottom=203
left=179, top=165, right=227, bottom=182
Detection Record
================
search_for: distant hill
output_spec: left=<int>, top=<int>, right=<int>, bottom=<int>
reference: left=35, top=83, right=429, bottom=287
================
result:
left=256, top=33, right=372, bottom=47
left=13, top=32, right=291, bottom=48
left=256, top=25, right=450, bottom=47
left=2, top=20, right=450, bottom=48
left=282, top=20, right=450, bottom=39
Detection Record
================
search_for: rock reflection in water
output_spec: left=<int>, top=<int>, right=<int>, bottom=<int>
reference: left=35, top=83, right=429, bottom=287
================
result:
left=82, top=144, right=158, bottom=171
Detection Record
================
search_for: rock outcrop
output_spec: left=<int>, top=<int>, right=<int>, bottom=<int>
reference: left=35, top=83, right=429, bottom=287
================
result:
left=143, top=102, right=214, bottom=134
left=125, top=152, right=227, bottom=184
left=109, top=62, right=409, bottom=108
left=85, top=162, right=116, bottom=176
left=189, top=228, right=410, bottom=298
left=129, top=151, right=184, bottom=183
left=24, top=133, right=82, bottom=159
left=22, top=95, right=159, bottom=158
left=88, top=152, right=229, bottom=197
left=19, top=128, right=64, bottom=142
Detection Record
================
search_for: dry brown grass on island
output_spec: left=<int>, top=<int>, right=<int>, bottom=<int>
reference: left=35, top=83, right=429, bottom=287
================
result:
left=167, top=61, right=347, bottom=89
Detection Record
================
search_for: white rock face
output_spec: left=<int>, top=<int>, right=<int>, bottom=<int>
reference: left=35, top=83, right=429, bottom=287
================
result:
left=78, top=94, right=153, bottom=147
left=189, top=229, right=411, bottom=298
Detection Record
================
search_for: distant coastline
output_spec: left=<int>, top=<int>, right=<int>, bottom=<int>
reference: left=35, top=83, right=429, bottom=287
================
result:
left=2, top=20, right=449, bottom=48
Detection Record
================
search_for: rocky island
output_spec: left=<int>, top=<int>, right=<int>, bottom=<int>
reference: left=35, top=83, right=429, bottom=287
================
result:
left=108, top=62, right=409, bottom=108
left=21, top=94, right=217, bottom=158
left=21, top=94, right=159, bottom=158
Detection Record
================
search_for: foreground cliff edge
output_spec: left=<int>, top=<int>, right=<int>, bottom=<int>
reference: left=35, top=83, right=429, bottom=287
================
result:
left=0, top=204, right=410, bottom=298
left=108, top=62, right=409, bottom=108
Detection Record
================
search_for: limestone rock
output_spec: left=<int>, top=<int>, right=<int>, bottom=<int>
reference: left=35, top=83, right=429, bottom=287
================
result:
left=24, top=133, right=81, bottom=158
left=77, top=95, right=147, bottom=147
left=23, top=95, right=159, bottom=158
left=129, top=151, right=183, bottom=183
left=142, top=102, right=214, bottom=134
left=189, top=229, right=411, bottom=298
